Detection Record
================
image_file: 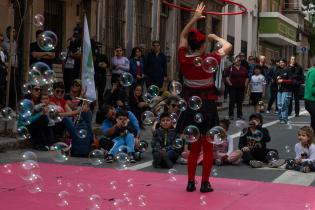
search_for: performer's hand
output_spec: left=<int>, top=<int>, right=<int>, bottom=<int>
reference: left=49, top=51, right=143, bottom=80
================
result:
left=193, top=2, right=206, bottom=20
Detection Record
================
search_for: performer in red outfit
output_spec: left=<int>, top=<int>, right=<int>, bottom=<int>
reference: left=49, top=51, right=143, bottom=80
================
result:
left=176, top=3, right=232, bottom=193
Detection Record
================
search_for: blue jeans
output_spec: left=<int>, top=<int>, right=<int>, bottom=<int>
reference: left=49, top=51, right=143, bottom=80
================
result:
left=109, top=133, right=135, bottom=156
left=277, top=92, right=292, bottom=122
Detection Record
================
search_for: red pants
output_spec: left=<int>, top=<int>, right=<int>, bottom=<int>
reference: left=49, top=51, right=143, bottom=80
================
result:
left=187, top=135, right=213, bottom=182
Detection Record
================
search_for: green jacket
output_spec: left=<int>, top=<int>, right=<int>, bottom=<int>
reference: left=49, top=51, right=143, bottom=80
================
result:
left=304, top=67, right=315, bottom=101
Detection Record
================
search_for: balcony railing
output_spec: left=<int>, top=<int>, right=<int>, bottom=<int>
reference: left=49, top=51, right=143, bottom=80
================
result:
left=283, top=2, right=301, bottom=11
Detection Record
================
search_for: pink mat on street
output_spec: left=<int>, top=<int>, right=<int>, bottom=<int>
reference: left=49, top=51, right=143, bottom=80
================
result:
left=1, top=162, right=315, bottom=210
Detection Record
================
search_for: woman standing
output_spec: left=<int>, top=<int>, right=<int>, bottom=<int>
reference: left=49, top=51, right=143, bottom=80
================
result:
left=111, top=46, right=130, bottom=83
left=129, top=47, right=145, bottom=85
left=305, top=66, right=315, bottom=132
left=226, top=56, right=249, bottom=120
left=176, top=3, right=232, bottom=193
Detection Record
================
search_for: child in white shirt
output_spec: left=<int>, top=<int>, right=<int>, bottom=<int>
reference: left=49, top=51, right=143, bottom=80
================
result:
left=248, top=65, right=266, bottom=113
left=286, top=126, right=315, bottom=173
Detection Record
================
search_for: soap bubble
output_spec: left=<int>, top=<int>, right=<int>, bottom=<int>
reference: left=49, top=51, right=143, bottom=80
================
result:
left=37, top=30, right=58, bottom=51
left=17, top=126, right=31, bottom=140
left=235, top=120, right=248, bottom=130
left=116, top=152, right=130, bottom=164
left=169, top=81, right=182, bottom=95
left=266, top=151, right=279, bottom=163
left=50, top=142, right=70, bottom=163
left=178, top=99, right=187, bottom=112
left=47, top=105, right=62, bottom=123
left=22, top=83, right=32, bottom=95
left=207, top=126, right=226, bottom=145
left=22, top=151, right=37, bottom=161
left=0, top=107, right=16, bottom=121
left=193, top=57, right=202, bottom=67
left=252, top=130, right=263, bottom=141
left=170, top=112, right=178, bottom=125
left=194, top=113, right=203, bottom=123
left=33, top=14, right=44, bottom=27
left=57, top=191, right=70, bottom=207
left=88, top=194, right=102, bottom=210
left=183, top=125, right=200, bottom=143
left=147, top=85, right=159, bottom=97
left=200, top=195, right=207, bottom=206
left=201, top=57, right=219, bottom=73
left=127, top=178, right=134, bottom=188
left=142, top=92, right=154, bottom=103
left=188, top=96, right=202, bottom=110
left=285, top=145, right=290, bottom=153
left=138, top=194, right=147, bottom=207
left=42, top=69, right=55, bottom=85
left=141, top=111, right=155, bottom=125
left=173, top=138, right=184, bottom=149
left=214, top=42, right=222, bottom=51
left=88, top=149, right=104, bottom=166
left=59, top=50, right=67, bottom=61
left=110, top=181, right=117, bottom=191
left=2, top=164, right=13, bottom=174
left=28, top=68, right=42, bottom=85
left=78, top=129, right=87, bottom=139
left=19, top=110, right=32, bottom=126
left=120, top=72, right=133, bottom=87
left=212, top=168, right=218, bottom=176
left=26, top=174, right=44, bottom=194
left=138, top=141, right=149, bottom=153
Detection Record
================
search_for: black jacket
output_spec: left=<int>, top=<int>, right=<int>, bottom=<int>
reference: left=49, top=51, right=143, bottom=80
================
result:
left=238, top=126, right=271, bottom=152
left=151, top=128, right=179, bottom=153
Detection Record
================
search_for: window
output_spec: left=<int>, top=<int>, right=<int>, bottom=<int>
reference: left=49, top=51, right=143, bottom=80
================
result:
left=44, top=0, right=64, bottom=54
left=101, top=0, right=125, bottom=58
left=135, top=0, right=153, bottom=50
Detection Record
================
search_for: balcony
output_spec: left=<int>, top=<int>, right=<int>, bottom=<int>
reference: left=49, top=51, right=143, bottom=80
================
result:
left=259, top=12, right=298, bottom=46
left=282, top=2, right=301, bottom=11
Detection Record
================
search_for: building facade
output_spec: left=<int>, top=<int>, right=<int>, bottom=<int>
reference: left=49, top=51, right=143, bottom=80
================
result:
left=259, top=0, right=310, bottom=67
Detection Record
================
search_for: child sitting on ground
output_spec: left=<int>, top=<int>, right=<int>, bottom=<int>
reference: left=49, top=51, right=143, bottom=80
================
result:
left=151, top=112, right=180, bottom=169
left=238, top=113, right=285, bottom=168
left=285, top=126, right=315, bottom=173
left=214, top=119, right=243, bottom=165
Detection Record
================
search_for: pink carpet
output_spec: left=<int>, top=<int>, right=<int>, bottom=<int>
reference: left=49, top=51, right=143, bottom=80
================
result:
left=1, top=162, right=315, bottom=210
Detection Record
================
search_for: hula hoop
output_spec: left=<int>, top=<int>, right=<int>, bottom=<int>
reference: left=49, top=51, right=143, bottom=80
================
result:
left=162, top=0, right=247, bottom=16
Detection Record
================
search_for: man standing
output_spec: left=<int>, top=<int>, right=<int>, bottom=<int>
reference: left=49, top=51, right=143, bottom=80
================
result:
left=288, top=56, right=304, bottom=117
left=30, top=30, right=56, bottom=68
left=144, top=41, right=167, bottom=88
left=276, top=59, right=293, bottom=124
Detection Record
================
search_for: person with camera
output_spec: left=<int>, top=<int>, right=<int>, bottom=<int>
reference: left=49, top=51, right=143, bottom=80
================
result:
left=238, top=113, right=284, bottom=168
left=100, top=106, right=140, bottom=163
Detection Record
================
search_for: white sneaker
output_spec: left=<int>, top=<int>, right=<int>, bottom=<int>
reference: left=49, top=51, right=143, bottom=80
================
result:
left=266, top=110, right=270, bottom=114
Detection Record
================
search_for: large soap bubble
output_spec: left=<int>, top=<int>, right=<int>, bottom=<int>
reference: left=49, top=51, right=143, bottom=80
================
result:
left=37, top=30, right=58, bottom=51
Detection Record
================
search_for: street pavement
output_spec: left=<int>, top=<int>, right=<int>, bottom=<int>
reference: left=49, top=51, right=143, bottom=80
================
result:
left=0, top=102, right=314, bottom=188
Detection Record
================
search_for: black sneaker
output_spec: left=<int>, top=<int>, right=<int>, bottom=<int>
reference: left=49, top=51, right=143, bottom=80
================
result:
left=200, top=181, right=214, bottom=193
left=129, top=156, right=136, bottom=163
left=106, top=155, right=114, bottom=163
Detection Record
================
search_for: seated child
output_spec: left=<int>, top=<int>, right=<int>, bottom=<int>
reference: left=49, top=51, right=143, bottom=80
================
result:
left=238, top=113, right=285, bottom=168
left=151, top=112, right=180, bottom=169
left=214, top=119, right=243, bottom=165
left=286, top=126, right=315, bottom=173
left=105, top=109, right=137, bottom=163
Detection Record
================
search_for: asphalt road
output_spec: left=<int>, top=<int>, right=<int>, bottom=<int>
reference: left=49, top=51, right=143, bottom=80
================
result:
left=1, top=103, right=314, bottom=187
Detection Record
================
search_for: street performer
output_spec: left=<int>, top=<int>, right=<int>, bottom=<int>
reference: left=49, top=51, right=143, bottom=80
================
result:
left=176, top=2, right=232, bottom=193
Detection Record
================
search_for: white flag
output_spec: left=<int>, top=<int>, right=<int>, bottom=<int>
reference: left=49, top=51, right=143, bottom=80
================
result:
left=81, top=15, right=97, bottom=101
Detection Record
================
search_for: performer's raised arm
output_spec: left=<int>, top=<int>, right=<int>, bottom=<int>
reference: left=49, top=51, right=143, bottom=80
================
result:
left=179, top=3, right=205, bottom=48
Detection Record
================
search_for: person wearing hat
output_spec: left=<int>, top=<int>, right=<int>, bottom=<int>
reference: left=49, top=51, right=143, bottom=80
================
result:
left=177, top=3, right=232, bottom=193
